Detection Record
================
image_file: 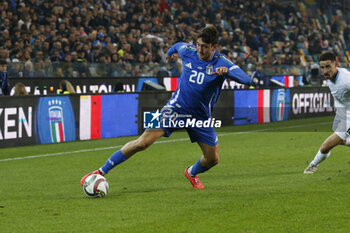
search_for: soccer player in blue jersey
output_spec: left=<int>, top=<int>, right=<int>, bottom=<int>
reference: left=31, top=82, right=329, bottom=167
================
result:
left=81, top=26, right=255, bottom=189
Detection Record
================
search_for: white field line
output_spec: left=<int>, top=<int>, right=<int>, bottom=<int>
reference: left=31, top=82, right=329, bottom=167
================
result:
left=0, top=121, right=330, bottom=162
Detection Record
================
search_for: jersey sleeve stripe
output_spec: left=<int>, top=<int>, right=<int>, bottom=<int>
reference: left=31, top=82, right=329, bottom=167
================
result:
left=219, top=56, right=234, bottom=65
left=181, top=44, right=197, bottom=52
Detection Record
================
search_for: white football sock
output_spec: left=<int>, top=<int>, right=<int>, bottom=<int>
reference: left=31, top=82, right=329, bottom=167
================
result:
left=310, top=150, right=331, bottom=166
left=345, top=137, right=350, bottom=146
left=99, top=167, right=106, bottom=175
left=187, top=166, right=194, bottom=177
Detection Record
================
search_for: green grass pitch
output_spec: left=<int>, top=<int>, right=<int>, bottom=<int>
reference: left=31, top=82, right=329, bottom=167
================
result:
left=1, top=116, right=350, bottom=233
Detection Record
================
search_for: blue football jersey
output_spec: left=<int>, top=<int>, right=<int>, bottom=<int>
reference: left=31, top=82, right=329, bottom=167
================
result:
left=166, top=42, right=252, bottom=118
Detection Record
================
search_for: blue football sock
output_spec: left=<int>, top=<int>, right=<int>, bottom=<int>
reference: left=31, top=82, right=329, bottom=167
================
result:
left=190, top=158, right=209, bottom=176
left=101, top=150, right=128, bottom=174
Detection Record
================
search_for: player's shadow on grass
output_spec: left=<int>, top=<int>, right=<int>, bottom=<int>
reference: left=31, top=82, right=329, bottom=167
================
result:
left=109, top=186, right=169, bottom=196
left=232, top=170, right=304, bottom=178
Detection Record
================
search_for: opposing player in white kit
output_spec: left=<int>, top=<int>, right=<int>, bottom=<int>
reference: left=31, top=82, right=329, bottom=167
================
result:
left=304, top=52, right=350, bottom=174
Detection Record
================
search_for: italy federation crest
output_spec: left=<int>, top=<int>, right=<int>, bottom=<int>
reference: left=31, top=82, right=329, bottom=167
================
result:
left=36, top=96, right=76, bottom=144
left=276, top=90, right=285, bottom=121
left=206, top=65, right=213, bottom=75
left=48, top=100, right=65, bottom=143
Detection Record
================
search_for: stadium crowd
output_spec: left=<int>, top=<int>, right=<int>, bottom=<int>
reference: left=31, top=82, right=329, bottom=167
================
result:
left=0, top=0, right=349, bottom=78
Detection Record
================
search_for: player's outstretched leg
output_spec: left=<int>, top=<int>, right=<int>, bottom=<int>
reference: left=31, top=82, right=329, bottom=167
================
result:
left=184, top=142, right=219, bottom=189
left=304, top=133, right=343, bottom=174
left=80, top=149, right=128, bottom=186
left=81, top=129, right=165, bottom=186
left=304, top=149, right=331, bottom=174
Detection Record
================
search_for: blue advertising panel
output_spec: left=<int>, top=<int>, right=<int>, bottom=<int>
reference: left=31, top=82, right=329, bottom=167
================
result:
left=233, top=90, right=258, bottom=125
left=36, top=96, right=76, bottom=144
left=271, top=89, right=291, bottom=122
left=101, top=94, right=138, bottom=138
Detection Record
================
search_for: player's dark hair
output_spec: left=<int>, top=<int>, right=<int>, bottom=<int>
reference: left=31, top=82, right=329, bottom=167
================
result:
left=197, top=25, right=218, bottom=45
left=319, top=52, right=336, bottom=62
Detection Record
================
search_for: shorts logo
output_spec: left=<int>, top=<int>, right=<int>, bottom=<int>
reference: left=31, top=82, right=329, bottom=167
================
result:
left=143, top=110, right=161, bottom=129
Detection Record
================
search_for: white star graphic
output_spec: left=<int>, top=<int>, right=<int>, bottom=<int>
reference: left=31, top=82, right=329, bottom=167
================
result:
left=150, top=109, right=162, bottom=122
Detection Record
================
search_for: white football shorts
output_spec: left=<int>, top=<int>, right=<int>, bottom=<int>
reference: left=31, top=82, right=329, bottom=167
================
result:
left=332, top=107, right=350, bottom=140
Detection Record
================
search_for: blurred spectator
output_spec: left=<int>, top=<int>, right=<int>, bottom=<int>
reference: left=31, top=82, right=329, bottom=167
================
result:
left=308, top=40, right=322, bottom=55
left=139, top=65, right=153, bottom=77
left=344, top=24, right=350, bottom=49
left=7, top=59, right=22, bottom=77
left=55, top=67, right=64, bottom=77
left=0, top=59, right=10, bottom=95
left=113, top=82, right=124, bottom=93
left=33, top=61, right=46, bottom=77
left=119, top=63, right=137, bottom=77
left=307, top=63, right=322, bottom=87
left=23, top=60, right=34, bottom=77
left=156, top=65, right=170, bottom=78
left=78, top=59, right=92, bottom=77
left=58, top=80, right=75, bottom=94
left=0, top=0, right=349, bottom=79
left=13, top=82, right=28, bottom=96
left=93, top=32, right=107, bottom=47
left=250, top=63, right=267, bottom=88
